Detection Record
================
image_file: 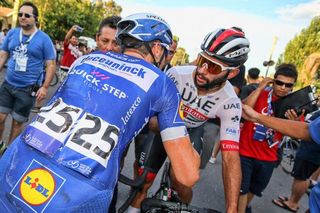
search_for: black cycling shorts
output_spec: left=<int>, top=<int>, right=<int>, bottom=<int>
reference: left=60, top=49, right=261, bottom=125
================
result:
left=291, top=157, right=319, bottom=181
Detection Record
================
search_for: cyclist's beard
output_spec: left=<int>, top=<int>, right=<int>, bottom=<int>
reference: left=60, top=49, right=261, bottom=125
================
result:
left=194, top=69, right=230, bottom=90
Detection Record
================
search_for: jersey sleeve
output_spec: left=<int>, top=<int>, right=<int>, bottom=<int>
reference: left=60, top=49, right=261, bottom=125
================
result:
left=43, top=34, right=56, bottom=60
left=164, top=66, right=181, bottom=88
left=156, top=76, right=188, bottom=142
left=216, top=97, right=242, bottom=151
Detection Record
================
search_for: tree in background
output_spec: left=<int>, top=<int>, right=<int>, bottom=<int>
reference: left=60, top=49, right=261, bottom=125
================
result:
left=171, top=47, right=189, bottom=66
left=279, top=16, right=320, bottom=89
left=5, top=0, right=121, bottom=41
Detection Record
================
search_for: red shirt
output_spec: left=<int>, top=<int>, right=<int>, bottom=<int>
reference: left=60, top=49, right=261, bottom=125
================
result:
left=239, top=88, right=283, bottom=161
left=60, top=40, right=82, bottom=69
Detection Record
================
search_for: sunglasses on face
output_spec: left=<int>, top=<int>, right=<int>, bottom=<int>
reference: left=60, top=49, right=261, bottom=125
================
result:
left=196, top=53, right=235, bottom=74
left=274, top=79, right=294, bottom=88
left=168, top=50, right=176, bottom=55
left=18, top=12, right=34, bottom=18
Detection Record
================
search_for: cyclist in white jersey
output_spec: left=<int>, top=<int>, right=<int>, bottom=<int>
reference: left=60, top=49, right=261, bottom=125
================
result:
left=0, top=13, right=200, bottom=212
left=131, top=28, right=250, bottom=213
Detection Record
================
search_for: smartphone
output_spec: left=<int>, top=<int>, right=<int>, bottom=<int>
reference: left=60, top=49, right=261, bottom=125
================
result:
left=75, top=26, right=84, bottom=33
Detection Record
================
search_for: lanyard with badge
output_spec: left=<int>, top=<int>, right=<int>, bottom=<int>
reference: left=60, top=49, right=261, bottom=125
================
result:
left=253, top=89, right=279, bottom=148
left=15, top=28, right=37, bottom=72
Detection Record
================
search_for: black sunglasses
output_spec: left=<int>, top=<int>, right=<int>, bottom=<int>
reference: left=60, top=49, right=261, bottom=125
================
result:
left=18, top=12, right=34, bottom=18
left=274, top=79, right=294, bottom=88
left=168, top=50, right=176, bottom=55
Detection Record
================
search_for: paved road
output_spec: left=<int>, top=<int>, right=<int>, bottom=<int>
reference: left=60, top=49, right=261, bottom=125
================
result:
left=0, top=68, right=309, bottom=212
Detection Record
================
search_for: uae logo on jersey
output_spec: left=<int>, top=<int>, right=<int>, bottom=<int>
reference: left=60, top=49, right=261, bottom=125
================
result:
left=10, top=159, right=65, bottom=212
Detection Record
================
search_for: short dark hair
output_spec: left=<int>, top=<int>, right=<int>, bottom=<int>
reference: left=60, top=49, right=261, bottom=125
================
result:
left=19, top=1, right=39, bottom=19
left=248, top=67, right=260, bottom=79
left=97, top=16, right=121, bottom=35
left=274, top=63, right=298, bottom=82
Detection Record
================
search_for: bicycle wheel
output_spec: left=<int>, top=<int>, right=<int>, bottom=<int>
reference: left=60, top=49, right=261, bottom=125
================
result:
left=50, top=73, right=59, bottom=86
left=280, top=138, right=300, bottom=174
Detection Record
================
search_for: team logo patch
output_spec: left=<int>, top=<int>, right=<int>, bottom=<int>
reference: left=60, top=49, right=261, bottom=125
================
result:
left=10, top=159, right=65, bottom=212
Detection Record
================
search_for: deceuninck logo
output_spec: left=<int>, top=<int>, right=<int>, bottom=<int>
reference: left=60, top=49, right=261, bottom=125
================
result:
left=10, top=159, right=66, bottom=213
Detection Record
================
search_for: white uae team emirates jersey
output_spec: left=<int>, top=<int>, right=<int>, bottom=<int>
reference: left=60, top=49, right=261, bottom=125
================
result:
left=165, top=65, right=242, bottom=144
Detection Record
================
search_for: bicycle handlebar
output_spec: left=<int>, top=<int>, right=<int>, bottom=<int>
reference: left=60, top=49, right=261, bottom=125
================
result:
left=118, top=170, right=148, bottom=213
left=141, top=198, right=221, bottom=213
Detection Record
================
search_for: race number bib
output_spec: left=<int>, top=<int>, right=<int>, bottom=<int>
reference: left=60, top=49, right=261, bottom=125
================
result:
left=22, top=98, right=120, bottom=177
left=23, top=98, right=83, bottom=156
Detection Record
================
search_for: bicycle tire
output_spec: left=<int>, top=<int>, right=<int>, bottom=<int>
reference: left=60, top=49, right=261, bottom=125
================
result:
left=50, top=73, right=59, bottom=87
left=280, top=138, right=300, bottom=174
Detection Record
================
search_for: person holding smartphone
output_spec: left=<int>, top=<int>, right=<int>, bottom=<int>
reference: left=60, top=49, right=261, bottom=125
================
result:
left=59, top=25, right=83, bottom=82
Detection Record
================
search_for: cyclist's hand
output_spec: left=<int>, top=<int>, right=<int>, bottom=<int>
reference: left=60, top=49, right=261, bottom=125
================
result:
left=242, top=104, right=259, bottom=122
left=258, top=77, right=273, bottom=90
left=285, top=108, right=304, bottom=121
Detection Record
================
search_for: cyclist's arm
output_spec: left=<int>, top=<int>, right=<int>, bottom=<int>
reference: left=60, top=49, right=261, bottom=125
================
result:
left=218, top=97, right=242, bottom=212
left=221, top=151, right=241, bottom=213
left=156, top=77, right=200, bottom=187
left=0, top=50, right=8, bottom=71
left=163, top=136, right=200, bottom=187
left=242, top=77, right=273, bottom=107
left=242, top=104, right=311, bottom=141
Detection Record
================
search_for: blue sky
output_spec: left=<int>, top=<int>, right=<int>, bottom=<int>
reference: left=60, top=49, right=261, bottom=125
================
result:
left=115, top=0, right=320, bottom=75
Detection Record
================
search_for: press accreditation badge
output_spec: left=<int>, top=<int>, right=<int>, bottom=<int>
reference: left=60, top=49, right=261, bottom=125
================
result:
left=15, top=56, right=28, bottom=72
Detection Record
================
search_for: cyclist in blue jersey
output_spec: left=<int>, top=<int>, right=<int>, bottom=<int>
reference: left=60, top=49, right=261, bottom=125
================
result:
left=242, top=104, right=320, bottom=213
left=0, top=13, right=200, bottom=213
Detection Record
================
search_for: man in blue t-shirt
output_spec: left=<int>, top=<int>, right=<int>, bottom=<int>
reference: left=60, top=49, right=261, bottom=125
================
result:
left=0, top=2, right=56, bottom=153
left=0, top=13, right=200, bottom=212
left=242, top=104, right=320, bottom=213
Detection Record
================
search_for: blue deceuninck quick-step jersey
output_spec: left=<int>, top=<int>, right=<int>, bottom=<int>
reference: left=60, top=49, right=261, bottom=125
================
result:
left=0, top=51, right=186, bottom=212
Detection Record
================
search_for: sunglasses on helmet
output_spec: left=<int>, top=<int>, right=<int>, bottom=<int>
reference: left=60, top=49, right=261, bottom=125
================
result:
left=196, top=52, right=236, bottom=74
left=274, top=79, right=294, bottom=88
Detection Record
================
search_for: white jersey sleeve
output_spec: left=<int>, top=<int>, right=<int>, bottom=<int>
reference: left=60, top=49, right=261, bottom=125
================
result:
left=216, top=96, right=242, bottom=151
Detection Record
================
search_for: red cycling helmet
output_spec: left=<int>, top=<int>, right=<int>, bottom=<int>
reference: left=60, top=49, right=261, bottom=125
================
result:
left=201, top=27, right=250, bottom=67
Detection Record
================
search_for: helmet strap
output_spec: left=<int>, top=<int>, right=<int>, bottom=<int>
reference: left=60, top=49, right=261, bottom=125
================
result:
left=144, top=42, right=160, bottom=67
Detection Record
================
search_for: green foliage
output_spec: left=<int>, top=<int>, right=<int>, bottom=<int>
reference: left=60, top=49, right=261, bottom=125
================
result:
left=171, top=47, right=189, bottom=66
left=0, top=0, right=13, bottom=7
left=25, top=0, right=121, bottom=41
left=281, top=16, right=320, bottom=87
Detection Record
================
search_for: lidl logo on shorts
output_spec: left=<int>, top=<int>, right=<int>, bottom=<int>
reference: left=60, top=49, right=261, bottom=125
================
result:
left=10, top=159, right=65, bottom=212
